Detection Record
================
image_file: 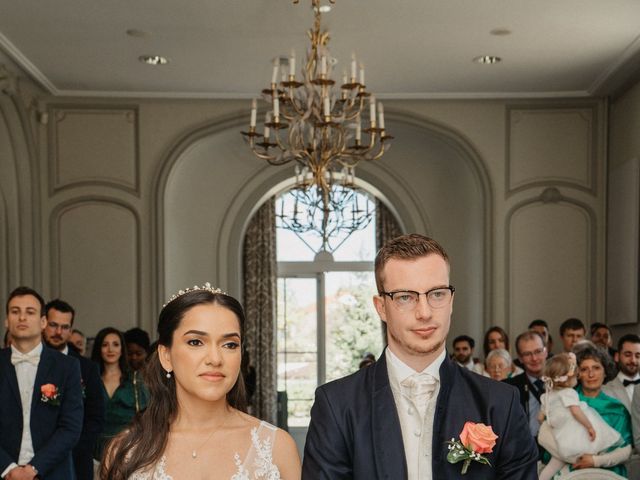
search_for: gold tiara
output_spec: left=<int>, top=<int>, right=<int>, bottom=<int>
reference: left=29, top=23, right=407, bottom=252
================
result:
left=163, top=282, right=226, bottom=308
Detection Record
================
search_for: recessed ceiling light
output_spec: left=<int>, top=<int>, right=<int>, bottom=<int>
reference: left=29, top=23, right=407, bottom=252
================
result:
left=490, top=28, right=511, bottom=36
left=473, top=55, right=502, bottom=64
left=127, top=29, right=151, bottom=38
left=139, top=55, right=169, bottom=66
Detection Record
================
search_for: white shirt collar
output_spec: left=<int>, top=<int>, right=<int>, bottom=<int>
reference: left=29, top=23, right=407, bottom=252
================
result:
left=617, top=371, right=640, bottom=382
left=386, top=346, right=445, bottom=385
left=61, top=345, right=69, bottom=355
left=10, top=342, right=43, bottom=357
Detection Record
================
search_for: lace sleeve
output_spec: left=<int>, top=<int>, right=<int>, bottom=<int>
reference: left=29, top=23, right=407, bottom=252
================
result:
left=592, top=444, right=632, bottom=468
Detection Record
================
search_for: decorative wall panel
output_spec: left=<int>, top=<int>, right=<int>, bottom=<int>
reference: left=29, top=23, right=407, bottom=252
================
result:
left=607, top=158, right=639, bottom=325
left=52, top=200, right=139, bottom=335
left=49, top=107, right=138, bottom=193
left=507, top=107, right=596, bottom=194
left=508, top=200, right=593, bottom=337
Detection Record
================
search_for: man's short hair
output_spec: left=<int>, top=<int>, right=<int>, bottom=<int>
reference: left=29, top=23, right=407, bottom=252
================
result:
left=453, top=335, right=475, bottom=349
left=617, top=333, right=640, bottom=353
left=589, top=322, right=611, bottom=336
left=5, top=286, right=45, bottom=316
left=528, top=319, right=548, bottom=330
left=44, top=298, right=75, bottom=325
left=72, top=328, right=85, bottom=337
left=374, top=234, right=449, bottom=292
left=559, top=318, right=585, bottom=337
left=515, top=331, right=544, bottom=355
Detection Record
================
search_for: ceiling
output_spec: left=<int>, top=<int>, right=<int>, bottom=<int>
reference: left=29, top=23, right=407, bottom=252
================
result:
left=1, top=0, right=640, bottom=99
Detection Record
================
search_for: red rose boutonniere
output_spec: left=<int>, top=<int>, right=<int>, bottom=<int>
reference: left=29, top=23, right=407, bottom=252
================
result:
left=447, top=422, right=498, bottom=474
left=40, top=383, right=61, bottom=406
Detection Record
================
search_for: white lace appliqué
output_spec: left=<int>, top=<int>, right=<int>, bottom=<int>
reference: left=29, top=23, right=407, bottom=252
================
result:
left=129, top=421, right=280, bottom=480
left=231, top=423, right=280, bottom=480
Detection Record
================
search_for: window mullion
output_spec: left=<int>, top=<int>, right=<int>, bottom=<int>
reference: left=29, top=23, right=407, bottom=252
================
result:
left=317, top=272, right=326, bottom=386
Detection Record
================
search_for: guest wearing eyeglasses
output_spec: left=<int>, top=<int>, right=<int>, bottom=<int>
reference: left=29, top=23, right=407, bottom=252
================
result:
left=504, top=331, right=548, bottom=443
left=44, top=299, right=105, bottom=480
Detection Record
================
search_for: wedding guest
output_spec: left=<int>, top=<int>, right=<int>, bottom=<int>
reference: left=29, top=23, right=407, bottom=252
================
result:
left=603, top=333, right=640, bottom=411
left=566, top=344, right=631, bottom=476
left=590, top=322, right=616, bottom=358
left=452, top=335, right=478, bottom=370
left=102, top=284, right=300, bottom=479
left=477, top=326, right=522, bottom=377
left=0, top=286, right=83, bottom=480
left=303, top=234, right=538, bottom=479
left=92, top=327, right=148, bottom=460
left=124, top=327, right=151, bottom=372
left=70, top=328, right=87, bottom=356
left=504, top=331, right=548, bottom=441
left=528, top=319, right=552, bottom=357
left=44, top=299, right=104, bottom=480
left=559, top=317, right=585, bottom=353
left=484, top=349, right=512, bottom=381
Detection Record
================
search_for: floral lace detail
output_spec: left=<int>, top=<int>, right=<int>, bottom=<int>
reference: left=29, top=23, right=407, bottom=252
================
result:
left=129, top=421, right=280, bottom=480
left=231, top=423, right=280, bottom=480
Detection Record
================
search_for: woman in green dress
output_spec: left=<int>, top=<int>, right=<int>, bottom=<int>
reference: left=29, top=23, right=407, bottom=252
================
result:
left=92, top=327, right=148, bottom=460
left=573, top=343, right=632, bottom=477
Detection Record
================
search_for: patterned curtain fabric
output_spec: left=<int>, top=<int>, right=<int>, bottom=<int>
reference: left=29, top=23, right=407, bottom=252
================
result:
left=375, top=199, right=403, bottom=251
left=375, top=199, right=403, bottom=346
left=242, top=197, right=277, bottom=423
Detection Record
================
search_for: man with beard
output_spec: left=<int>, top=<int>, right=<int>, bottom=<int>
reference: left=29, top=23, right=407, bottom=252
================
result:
left=44, top=299, right=104, bottom=480
left=452, top=335, right=478, bottom=371
left=603, top=334, right=640, bottom=411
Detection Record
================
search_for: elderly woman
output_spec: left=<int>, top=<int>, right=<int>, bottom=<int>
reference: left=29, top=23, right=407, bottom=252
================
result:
left=484, top=348, right=513, bottom=381
left=568, top=343, right=632, bottom=476
left=474, top=326, right=523, bottom=377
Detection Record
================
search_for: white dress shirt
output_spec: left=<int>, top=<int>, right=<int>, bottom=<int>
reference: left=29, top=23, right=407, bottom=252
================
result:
left=1, top=343, right=43, bottom=478
left=386, top=347, right=445, bottom=480
left=617, top=371, right=640, bottom=402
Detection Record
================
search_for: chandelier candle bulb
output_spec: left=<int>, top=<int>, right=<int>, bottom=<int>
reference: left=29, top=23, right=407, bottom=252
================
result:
left=250, top=99, right=257, bottom=128
left=321, top=55, right=327, bottom=76
left=290, top=50, right=296, bottom=76
left=356, top=116, right=362, bottom=142
left=273, top=97, right=280, bottom=120
left=323, top=96, right=331, bottom=117
left=264, top=112, right=271, bottom=139
left=369, top=96, right=376, bottom=126
left=378, top=102, right=385, bottom=130
left=271, top=60, right=279, bottom=85
left=351, top=54, right=357, bottom=80
left=359, top=64, right=365, bottom=86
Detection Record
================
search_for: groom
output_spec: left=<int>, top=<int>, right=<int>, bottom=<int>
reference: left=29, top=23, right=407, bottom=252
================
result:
left=302, top=234, right=538, bottom=479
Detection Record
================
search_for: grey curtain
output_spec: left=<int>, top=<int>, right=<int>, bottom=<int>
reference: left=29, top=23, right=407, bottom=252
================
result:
left=375, top=199, right=403, bottom=345
left=242, top=197, right=277, bottom=423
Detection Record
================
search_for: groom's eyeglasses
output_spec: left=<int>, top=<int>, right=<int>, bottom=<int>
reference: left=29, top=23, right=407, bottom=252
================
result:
left=379, top=286, right=455, bottom=312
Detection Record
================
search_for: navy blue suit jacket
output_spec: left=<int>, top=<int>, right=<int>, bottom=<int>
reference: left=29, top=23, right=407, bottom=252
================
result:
left=0, top=345, right=84, bottom=479
left=69, top=348, right=104, bottom=480
left=302, top=352, right=538, bottom=479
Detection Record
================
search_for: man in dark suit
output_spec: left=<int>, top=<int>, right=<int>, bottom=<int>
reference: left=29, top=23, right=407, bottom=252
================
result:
left=0, top=287, right=83, bottom=480
left=44, top=299, right=104, bottom=480
left=303, top=234, right=538, bottom=479
left=504, top=331, right=548, bottom=456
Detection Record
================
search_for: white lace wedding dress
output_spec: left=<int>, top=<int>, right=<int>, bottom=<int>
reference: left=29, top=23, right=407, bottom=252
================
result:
left=129, top=421, right=281, bottom=480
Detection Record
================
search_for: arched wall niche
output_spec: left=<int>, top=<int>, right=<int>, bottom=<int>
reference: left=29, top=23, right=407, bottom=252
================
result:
left=156, top=109, right=492, bottom=339
left=0, top=91, right=39, bottom=289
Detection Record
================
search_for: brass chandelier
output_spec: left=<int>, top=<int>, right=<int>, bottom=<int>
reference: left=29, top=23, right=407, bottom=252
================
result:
left=242, top=0, right=392, bottom=254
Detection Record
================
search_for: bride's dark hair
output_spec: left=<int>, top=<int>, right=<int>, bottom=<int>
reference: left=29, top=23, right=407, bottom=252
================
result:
left=101, top=290, right=248, bottom=479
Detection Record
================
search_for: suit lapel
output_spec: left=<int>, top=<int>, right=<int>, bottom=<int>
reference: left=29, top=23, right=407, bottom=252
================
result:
left=432, top=356, right=455, bottom=472
left=371, top=353, right=408, bottom=479
left=31, top=346, right=55, bottom=415
left=0, top=347, right=22, bottom=407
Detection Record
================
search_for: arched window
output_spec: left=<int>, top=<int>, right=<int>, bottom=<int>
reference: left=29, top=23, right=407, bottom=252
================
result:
left=276, top=188, right=383, bottom=428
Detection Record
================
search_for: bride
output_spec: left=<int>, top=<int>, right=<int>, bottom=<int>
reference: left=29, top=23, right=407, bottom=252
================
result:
left=101, top=284, right=301, bottom=479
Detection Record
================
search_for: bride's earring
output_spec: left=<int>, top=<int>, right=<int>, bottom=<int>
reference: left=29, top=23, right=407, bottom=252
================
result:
left=166, top=371, right=172, bottom=379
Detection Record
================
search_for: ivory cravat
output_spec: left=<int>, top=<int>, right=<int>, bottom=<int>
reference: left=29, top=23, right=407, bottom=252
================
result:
left=401, top=373, right=437, bottom=413
left=10, top=351, right=40, bottom=366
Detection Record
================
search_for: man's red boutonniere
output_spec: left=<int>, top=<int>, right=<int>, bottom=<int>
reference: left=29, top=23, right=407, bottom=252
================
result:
left=40, top=383, right=61, bottom=406
left=446, top=422, right=498, bottom=474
